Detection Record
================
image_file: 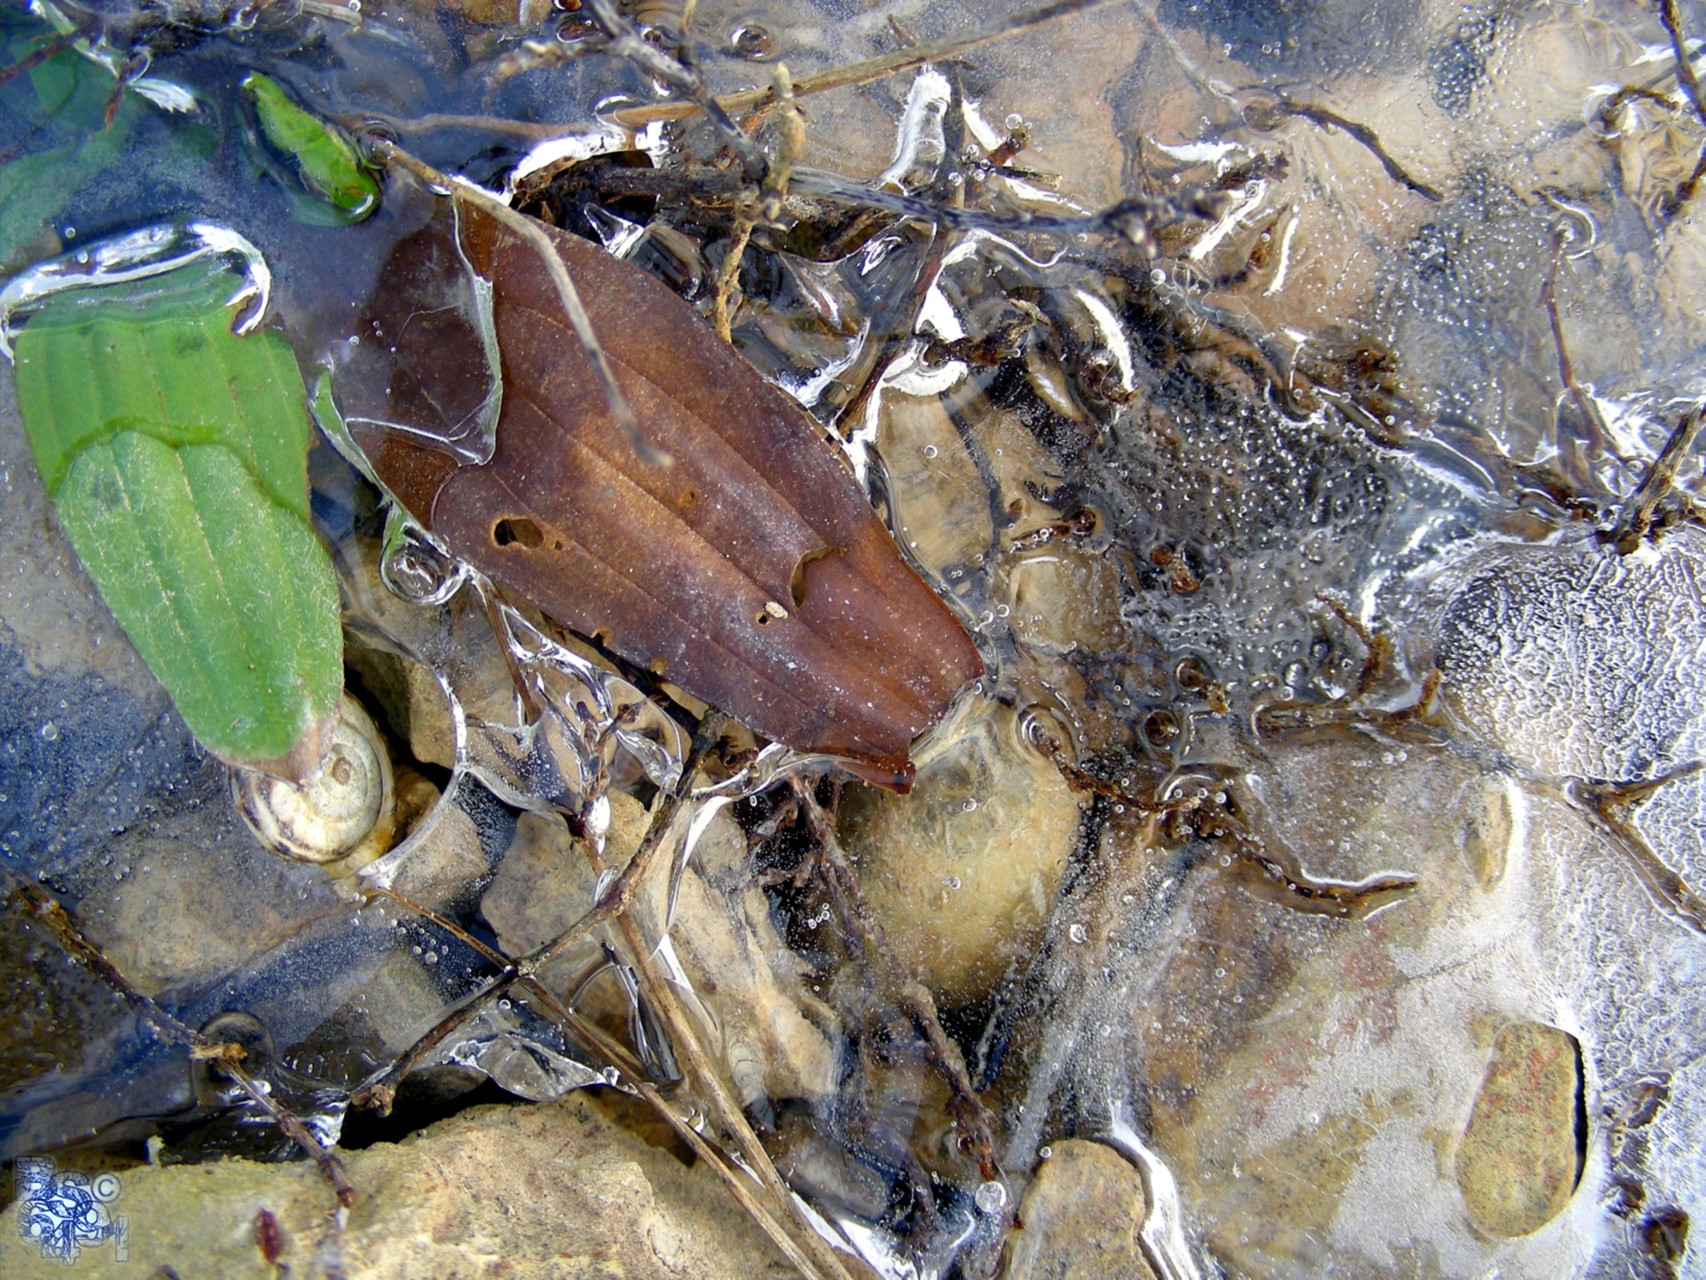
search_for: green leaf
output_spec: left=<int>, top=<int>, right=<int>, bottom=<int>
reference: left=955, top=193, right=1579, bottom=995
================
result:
left=0, top=32, right=139, bottom=271
left=242, top=73, right=379, bottom=224
left=11, top=247, right=343, bottom=776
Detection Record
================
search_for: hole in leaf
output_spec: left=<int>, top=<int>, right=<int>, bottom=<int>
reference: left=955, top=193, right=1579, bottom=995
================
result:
left=789, top=545, right=840, bottom=608
left=492, top=517, right=544, bottom=549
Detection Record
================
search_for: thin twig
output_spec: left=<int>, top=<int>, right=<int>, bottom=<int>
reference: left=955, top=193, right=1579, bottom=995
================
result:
left=1659, top=0, right=1706, bottom=133
left=1541, top=226, right=1616, bottom=483
left=372, top=140, right=673, bottom=470
left=633, top=1081, right=835, bottom=1278
left=534, top=156, right=1216, bottom=243
left=580, top=0, right=766, bottom=177
left=9, top=877, right=357, bottom=1206
left=1610, top=404, right=1706, bottom=552
left=1571, top=763, right=1706, bottom=934
left=609, top=0, right=1124, bottom=129
left=1656, top=0, right=1706, bottom=215
left=566, top=757, right=858, bottom=1280
left=1242, top=98, right=1444, bottom=202
left=794, top=782, right=1005, bottom=1184
left=1596, top=83, right=1684, bottom=129
left=335, top=109, right=590, bottom=143
left=1663, top=144, right=1706, bottom=217
left=354, top=712, right=728, bottom=1113
left=712, top=66, right=806, bottom=342
left=0, top=30, right=75, bottom=85
left=604, top=905, right=859, bottom=1280
left=1229, top=833, right=1420, bottom=919
left=353, top=990, right=496, bottom=1116
left=711, top=213, right=756, bottom=344
left=517, top=710, right=726, bottom=974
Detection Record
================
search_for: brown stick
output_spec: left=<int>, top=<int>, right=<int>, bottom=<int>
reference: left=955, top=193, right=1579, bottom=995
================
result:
left=1540, top=227, right=1618, bottom=483
left=353, top=712, right=728, bottom=1113
left=1656, top=0, right=1706, bottom=215
left=1243, top=98, right=1443, bottom=202
left=1659, top=0, right=1706, bottom=132
left=1572, top=764, right=1706, bottom=934
left=793, top=782, right=1005, bottom=1183
left=609, top=0, right=1123, bottom=129
left=9, top=877, right=358, bottom=1206
left=1610, top=404, right=1706, bottom=552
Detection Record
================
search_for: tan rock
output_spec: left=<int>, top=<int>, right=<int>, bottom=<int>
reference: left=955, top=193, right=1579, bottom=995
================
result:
left=840, top=704, right=1086, bottom=1000
left=1003, top=1140, right=1157, bottom=1280
left=0, top=1095, right=795, bottom=1279
left=479, top=802, right=639, bottom=959
left=383, top=773, right=490, bottom=913
left=1006, top=545, right=1127, bottom=656
left=77, top=828, right=350, bottom=997
left=1455, top=1020, right=1583, bottom=1238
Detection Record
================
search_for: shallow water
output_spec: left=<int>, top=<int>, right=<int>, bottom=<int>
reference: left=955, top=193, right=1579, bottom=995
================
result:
left=1, top=0, right=1704, bottom=1277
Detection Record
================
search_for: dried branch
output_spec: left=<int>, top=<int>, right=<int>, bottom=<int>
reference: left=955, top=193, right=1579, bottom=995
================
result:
left=712, top=66, right=805, bottom=342
left=1659, top=0, right=1706, bottom=133
left=1571, top=763, right=1706, bottom=934
left=793, top=781, right=1006, bottom=1184
left=1541, top=226, right=1618, bottom=485
left=372, top=140, right=672, bottom=470
left=353, top=712, right=727, bottom=1113
left=1610, top=404, right=1706, bottom=553
left=8, top=876, right=357, bottom=1207
left=609, top=0, right=1125, bottom=129
left=1656, top=0, right=1706, bottom=215
left=1241, top=97, right=1444, bottom=202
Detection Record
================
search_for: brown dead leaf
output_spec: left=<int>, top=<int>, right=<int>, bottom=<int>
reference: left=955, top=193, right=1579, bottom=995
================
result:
left=349, top=197, right=983, bottom=785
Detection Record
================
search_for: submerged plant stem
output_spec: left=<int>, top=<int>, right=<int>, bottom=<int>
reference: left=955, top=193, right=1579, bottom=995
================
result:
left=610, top=0, right=1126, bottom=129
left=1243, top=98, right=1444, bottom=202
left=795, top=781, right=1005, bottom=1184
left=1611, top=404, right=1706, bottom=552
left=1541, top=228, right=1620, bottom=489
left=1571, top=765, right=1706, bottom=935
left=7, top=876, right=358, bottom=1207
left=354, top=714, right=729, bottom=1114
left=1656, top=0, right=1706, bottom=215
left=712, top=66, right=804, bottom=342
left=360, top=714, right=854, bottom=1277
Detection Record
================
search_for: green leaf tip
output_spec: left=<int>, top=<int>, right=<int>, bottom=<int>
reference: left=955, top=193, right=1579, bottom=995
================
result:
left=6, top=226, right=344, bottom=778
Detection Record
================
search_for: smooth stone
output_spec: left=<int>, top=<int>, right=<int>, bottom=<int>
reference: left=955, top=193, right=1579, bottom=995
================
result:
left=1456, top=1020, right=1583, bottom=1238
left=1003, top=1140, right=1157, bottom=1280
left=840, top=704, right=1086, bottom=1001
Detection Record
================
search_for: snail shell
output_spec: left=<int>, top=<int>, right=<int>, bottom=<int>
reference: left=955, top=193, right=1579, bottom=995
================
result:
left=231, top=692, right=395, bottom=870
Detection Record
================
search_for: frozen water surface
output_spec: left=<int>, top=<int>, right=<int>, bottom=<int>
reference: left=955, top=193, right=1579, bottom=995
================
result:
left=1, top=0, right=1704, bottom=1277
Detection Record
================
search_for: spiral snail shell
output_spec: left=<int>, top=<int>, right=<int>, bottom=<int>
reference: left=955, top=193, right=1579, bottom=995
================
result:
left=231, top=692, right=396, bottom=872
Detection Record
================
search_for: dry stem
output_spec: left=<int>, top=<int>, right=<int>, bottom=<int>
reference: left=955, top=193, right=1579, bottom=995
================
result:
left=610, top=0, right=1123, bottom=129
left=8, top=876, right=358, bottom=1207
left=372, top=140, right=672, bottom=470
